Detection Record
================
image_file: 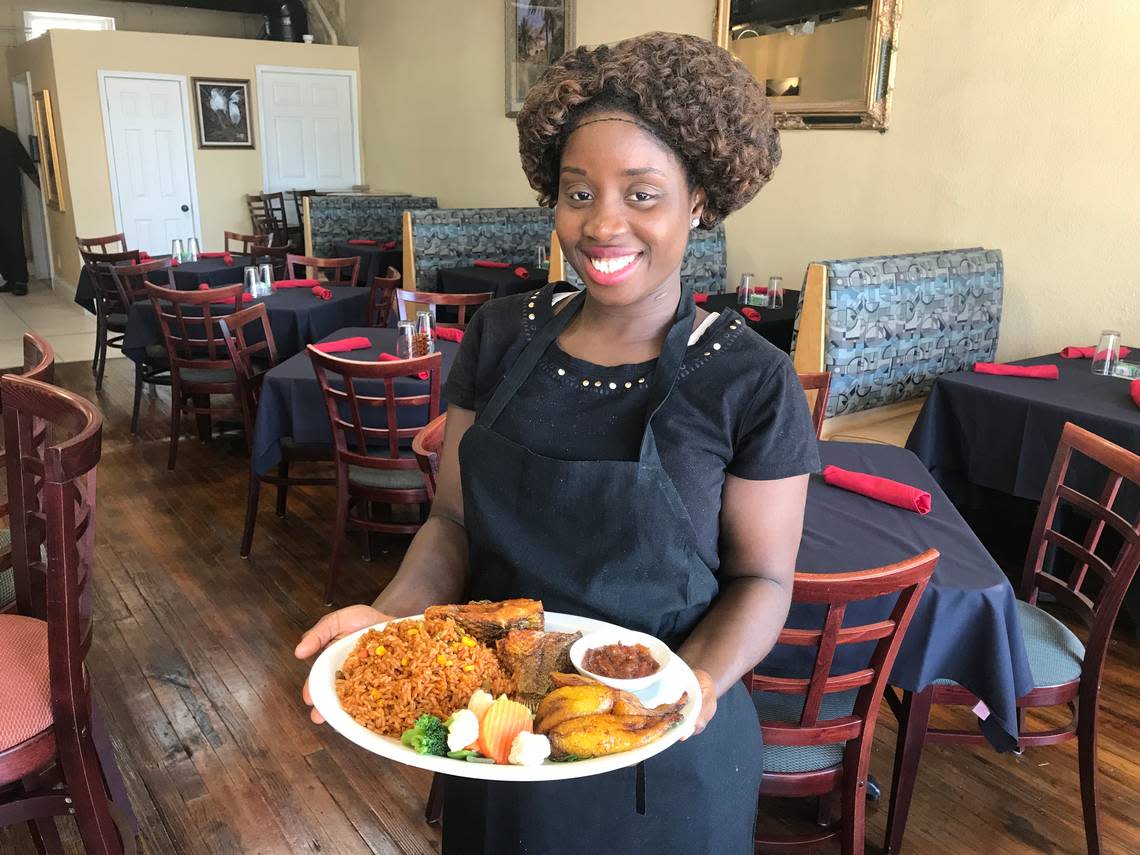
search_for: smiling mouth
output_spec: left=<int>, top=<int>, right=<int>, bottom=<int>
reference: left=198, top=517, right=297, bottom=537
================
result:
left=585, top=253, right=641, bottom=276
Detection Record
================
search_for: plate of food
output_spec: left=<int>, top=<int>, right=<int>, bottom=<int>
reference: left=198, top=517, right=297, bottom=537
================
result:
left=307, top=598, right=701, bottom=781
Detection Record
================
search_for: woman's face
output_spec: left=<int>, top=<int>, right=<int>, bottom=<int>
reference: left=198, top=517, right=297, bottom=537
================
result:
left=555, top=111, right=705, bottom=307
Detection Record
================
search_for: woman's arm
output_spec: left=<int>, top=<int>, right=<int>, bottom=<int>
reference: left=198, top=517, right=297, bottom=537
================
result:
left=677, top=472, right=808, bottom=734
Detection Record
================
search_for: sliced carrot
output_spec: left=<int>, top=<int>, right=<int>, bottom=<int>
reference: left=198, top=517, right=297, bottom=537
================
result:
left=477, top=697, right=533, bottom=764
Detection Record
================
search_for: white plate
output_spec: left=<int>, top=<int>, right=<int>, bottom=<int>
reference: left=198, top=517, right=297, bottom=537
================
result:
left=308, top=611, right=701, bottom=781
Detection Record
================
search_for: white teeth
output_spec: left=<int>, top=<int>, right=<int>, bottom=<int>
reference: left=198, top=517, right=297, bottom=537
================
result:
left=588, top=254, right=637, bottom=275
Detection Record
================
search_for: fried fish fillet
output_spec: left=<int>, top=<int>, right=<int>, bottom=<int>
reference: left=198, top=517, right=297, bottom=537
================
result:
left=546, top=712, right=685, bottom=759
left=424, top=599, right=544, bottom=645
left=535, top=675, right=688, bottom=735
left=495, top=629, right=581, bottom=707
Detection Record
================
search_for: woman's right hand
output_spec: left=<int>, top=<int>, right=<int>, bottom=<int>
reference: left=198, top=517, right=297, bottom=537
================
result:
left=295, top=604, right=392, bottom=724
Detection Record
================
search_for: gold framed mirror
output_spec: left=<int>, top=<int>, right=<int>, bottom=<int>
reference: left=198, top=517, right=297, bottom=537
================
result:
left=32, top=89, right=65, bottom=210
left=714, top=0, right=901, bottom=130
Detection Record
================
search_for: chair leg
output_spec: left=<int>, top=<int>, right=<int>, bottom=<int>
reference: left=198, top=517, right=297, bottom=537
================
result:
left=168, top=392, right=182, bottom=471
left=884, top=686, right=933, bottom=855
left=275, top=459, right=290, bottom=517
left=817, top=789, right=840, bottom=826
left=424, top=773, right=444, bottom=825
left=242, top=471, right=261, bottom=559
left=1077, top=693, right=1102, bottom=855
left=65, top=734, right=130, bottom=854
left=192, top=394, right=212, bottom=442
left=94, top=332, right=107, bottom=392
left=91, top=321, right=101, bottom=373
left=326, top=488, right=350, bottom=606
left=30, top=817, right=64, bottom=855
left=92, top=709, right=138, bottom=836
left=130, top=363, right=145, bottom=436
left=841, top=762, right=866, bottom=855
left=360, top=501, right=373, bottom=562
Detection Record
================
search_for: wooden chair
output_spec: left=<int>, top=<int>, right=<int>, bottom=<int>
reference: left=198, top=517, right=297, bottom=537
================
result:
left=285, top=253, right=360, bottom=286
left=749, top=549, right=939, bottom=855
left=218, top=305, right=334, bottom=558
left=797, top=371, right=832, bottom=439
left=793, top=262, right=827, bottom=375
left=411, top=413, right=447, bottom=503
left=292, top=188, right=319, bottom=227
left=224, top=231, right=258, bottom=254
left=395, top=288, right=492, bottom=330
left=81, top=249, right=141, bottom=391
left=0, top=332, right=54, bottom=615
left=144, top=283, right=244, bottom=470
left=309, top=347, right=442, bottom=604
left=0, top=372, right=136, bottom=853
left=250, top=242, right=294, bottom=281
left=368, top=267, right=402, bottom=327
left=110, top=260, right=177, bottom=435
left=262, top=191, right=302, bottom=247
left=883, top=422, right=1140, bottom=855
left=246, top=194, right=274, bottom=240
left=76, top=232, right=127, bottom=254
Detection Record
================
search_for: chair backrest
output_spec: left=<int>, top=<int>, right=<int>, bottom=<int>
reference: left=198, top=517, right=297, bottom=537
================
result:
left=306, top=193, right=437, bottom=257
left=250, top=242, right=294, bottom=280
left=144, top=282, right=243, bottom=375
left=110, top=258, right=175, bottom=306
left=797, top=371, right=832, bottom=440
left=81, top=250, right=141, bottom=315
left=1021, top=422, right=1140, bottom=685
left=248, top=193, right=283, bottom=244
left=2, top=373, right=102, bottom=682
left=76, top=232, right=126, bottom=254
left=219, top=303, right=278, bottom=438
left=747, top=549, right=937, bottom=760
left=308, top=347, right=442, bottom=475
left=368, top=266, right=402, bottom=327
left=224, top=231, right=258, bottom=254
left=411, top=413, right=447, bottom=502
left=395, top=288, right=492, bottom=329
left=292, top=188, right=318, bottom=221
left=286, top=253, right=359, bottom=285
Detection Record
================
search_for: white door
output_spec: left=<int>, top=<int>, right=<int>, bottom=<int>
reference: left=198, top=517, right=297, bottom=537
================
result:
left=11, top=72, right=51, bottom=281
left=100, top=73, right=200, bottom=254
left=257, top=66, right=360, bottom=214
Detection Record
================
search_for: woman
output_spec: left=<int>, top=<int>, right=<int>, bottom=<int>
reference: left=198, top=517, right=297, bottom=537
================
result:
left=297, top=32, right=820, bottom=854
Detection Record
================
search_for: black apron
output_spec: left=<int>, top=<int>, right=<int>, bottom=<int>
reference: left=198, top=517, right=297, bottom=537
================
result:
left=443, top=283, right=763, bottom=855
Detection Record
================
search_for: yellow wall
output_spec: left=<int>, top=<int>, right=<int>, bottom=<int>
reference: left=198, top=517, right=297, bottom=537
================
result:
left=0, top=0, right=265, bottom=128
left=348, top=0, right=1139, bottom=358
left=7, top=29, right=360, bottom=284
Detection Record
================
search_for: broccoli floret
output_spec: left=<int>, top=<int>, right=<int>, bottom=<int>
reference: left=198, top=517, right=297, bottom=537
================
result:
left=400, top=714, right=448, bottom=756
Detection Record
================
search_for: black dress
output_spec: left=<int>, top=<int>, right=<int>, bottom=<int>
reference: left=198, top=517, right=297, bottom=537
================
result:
left=0, top=126, right=39, bottom=288
left=442, top=283, right=820, bottom=855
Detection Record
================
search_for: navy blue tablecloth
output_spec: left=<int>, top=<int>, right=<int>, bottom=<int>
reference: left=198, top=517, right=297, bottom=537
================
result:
left=760, top=440, right=1034, bottom=751
left=75, top=255, right=252, bottom=313
left=121, top=286, right=370, bottom=363
left=251, top=327, right=458, bottom=475
left=333, top=242, right=402, bottom=286
left=436, top=265, right=547, bottom=298
left=704, top=291, right=799, bottom=354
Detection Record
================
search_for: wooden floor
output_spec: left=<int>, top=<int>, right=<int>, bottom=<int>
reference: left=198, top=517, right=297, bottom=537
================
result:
left=3, top=358, right=1139, bottom=854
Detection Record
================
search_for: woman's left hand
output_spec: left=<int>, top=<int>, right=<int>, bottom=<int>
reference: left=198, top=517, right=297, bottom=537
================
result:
left=684, top=667, right=718, bottom=739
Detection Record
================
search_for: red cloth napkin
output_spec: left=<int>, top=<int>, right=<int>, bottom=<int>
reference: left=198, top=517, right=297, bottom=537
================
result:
left=138, top=251, right=151, bottom=261
left=435, top=327, right=464, bottom=343
left=693, top=291, right=708, bottom=304
left=973, top=362, right=1059, bottom=380
left=379, top=352, right=429, bottom=380
left=204, top=293, right=253, bottom=306
left=311, top=285, right=333, bottom=301
left=822, top=465, right=932, bottom=515
left=741, top=307, right=761, bottom=322
left=381, top=239, right=397, bottom=250
left=1059, top=345, right=1132, bottom=359
left=1131, top=379, right=1140, bottom=409
left=199, top=251, right=235, bottom=265
left=347, top=239, right=377, bottom=246
left=474, top=260, right=510, bottom=268
left=312, top=336, right=372, bottom=354
left=170, top=256, right=180, bottom=267
left=514, top=266, right=530, bottom=279
left=273, top=278, right=320, bottom=290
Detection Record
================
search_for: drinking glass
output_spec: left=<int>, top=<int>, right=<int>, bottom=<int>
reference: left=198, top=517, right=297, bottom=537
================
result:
left=536, top=246, right=548, bottom=269
left=768, top=276, right=784, bottom=309
left=737, top=273, right=755, bottom=306
left=171, top=239, right=184, bottom=262
left=243, top=265, right=261, bottom=295
left=415, top=310, right=435, bottom=357
left=186, top=237, right=201, bottom=262
left=395, top=321, right=416, bottom=360
left=1091, top=330, right=1121, bottom=376
left=258, top=263, right=275, bottom=297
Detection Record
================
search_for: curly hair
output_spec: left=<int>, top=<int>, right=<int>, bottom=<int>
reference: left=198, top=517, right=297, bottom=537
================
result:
left=516, top=32, right=781, bottom=228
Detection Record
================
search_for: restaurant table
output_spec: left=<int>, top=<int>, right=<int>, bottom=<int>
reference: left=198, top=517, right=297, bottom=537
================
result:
left=436, top=265, right=548, bottom=298
left=704, top=290, right=799, bottom=354
left=333, top=242, right=402, bottom=285
left=759, top=440, right=1034, bottom=751
left=74, top=254, right=253, bottom=313
left=906, top=350, right=1140, bottom=632
left=250, top=327, right=459, bottom=476
left=120, top=286, right=370, bottom=364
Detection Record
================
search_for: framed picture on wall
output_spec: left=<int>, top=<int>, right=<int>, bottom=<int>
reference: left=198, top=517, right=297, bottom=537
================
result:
left=504, top=0, right=575, bottom=117
left=32, top=90, right=65, bottom=211
left=191, top=77, right=254, bottom=149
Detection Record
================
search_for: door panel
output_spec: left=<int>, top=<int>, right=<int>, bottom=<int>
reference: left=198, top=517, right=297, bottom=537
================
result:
left=103, top=75, right=197, bottom=254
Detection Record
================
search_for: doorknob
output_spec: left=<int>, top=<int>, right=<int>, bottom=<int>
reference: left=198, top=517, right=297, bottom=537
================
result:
left=180, top=204, right=190, bottom=212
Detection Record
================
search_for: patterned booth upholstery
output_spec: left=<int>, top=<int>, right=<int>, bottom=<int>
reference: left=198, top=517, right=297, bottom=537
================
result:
left=404, top=207, right=555, bottom=290
left=793, top=248, right=1004, bottom=418
left=306, top=194, right=438, bottom=257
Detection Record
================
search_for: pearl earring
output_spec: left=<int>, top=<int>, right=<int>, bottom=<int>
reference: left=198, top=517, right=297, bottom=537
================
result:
left=691, top=217, right=700, bottom=228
